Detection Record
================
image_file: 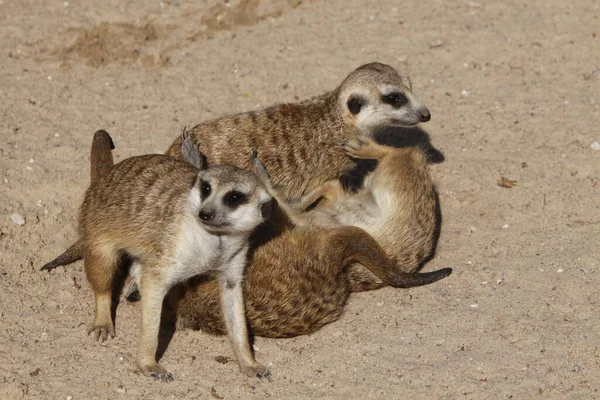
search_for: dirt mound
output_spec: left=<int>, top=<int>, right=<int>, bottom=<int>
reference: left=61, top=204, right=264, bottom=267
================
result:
left=56, top=21, right=170, bottom=68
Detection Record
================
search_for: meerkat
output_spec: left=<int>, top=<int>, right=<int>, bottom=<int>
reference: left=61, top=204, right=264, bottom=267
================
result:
left=166, top=62, right=431, bottom=202
left=257, top=135, right=439, bottom=287
left=176, top=225, right=451, bottom=338
left=68, top=132, right=273, bottom=381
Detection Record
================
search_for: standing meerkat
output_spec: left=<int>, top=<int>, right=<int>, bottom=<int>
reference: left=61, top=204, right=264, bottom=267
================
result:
left=166, top=62, right=431, bottom=202
left=72, top=133, right=273, bottom=381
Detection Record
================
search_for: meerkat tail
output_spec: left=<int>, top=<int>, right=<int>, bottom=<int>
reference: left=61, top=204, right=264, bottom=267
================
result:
left=41, top=240, right=83, bottom=271
left=329, top=227, right=452, bottom=288
left=42, top=130, right=116, bottom=272
left=90, top=130, right=115, bottom=183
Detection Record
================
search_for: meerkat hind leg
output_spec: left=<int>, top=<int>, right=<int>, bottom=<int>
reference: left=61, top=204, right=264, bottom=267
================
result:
left=293, top=180, right=349, bottom=211
left=84, top=251, right=118, bottom=341
left=218, top=273, right=272, bottom=381
left=137, top=268, right=173, bottom=382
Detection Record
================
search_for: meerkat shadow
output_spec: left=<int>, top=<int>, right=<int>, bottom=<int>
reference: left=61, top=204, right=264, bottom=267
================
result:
left=109, top=254, right=135, bottom=329
left=374, top=126, right=445, bottom=164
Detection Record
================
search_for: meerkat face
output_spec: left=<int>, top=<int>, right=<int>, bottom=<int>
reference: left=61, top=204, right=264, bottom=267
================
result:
left=339, top=62, right=431, bottom=135
left=191, top=166, right=272, bottom=235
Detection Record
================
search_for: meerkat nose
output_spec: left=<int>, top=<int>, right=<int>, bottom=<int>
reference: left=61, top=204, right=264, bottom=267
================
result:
left=420, top=109, right=431, bottom=122
left=199, top=209, right=215, bottom=221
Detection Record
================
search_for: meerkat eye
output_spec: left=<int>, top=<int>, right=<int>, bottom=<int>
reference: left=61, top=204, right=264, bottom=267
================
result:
left=224, top=191, right=248, bottom=208
left=200, top=181, right=211, bottom=199
left=382, top=92, right=408, bottom=107
left=347, top=96, right=365, bottom=115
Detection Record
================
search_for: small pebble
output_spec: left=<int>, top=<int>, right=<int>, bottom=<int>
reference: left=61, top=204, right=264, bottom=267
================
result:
left=461, top=89, right=470, bottom=96
left=591, top=141, right=600, bottom=150
left=54, top=133, right=60, bottom=137
left=28, top=158, right=35, bottom=164
left=502, top=224, right=509, bottom=229
left=557, top=269, right=564, bottom=273
left=470, top=304, right=478, bottom=308
left=10, top=213, right=25, bottom=226
left=116, top=385, right=126, bottom=394
left=66, top=396, right=72, bottom=400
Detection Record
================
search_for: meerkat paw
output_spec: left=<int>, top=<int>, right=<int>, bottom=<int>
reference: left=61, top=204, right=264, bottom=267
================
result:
left=88, top=321, right=115, bottom=342
left=344, top=136, right=390, bottom=160
left=139, top=363, right=174, bottom=382
left=344, top=136, right=374, bottom=159
left=240, top=362, right=273, bottom=382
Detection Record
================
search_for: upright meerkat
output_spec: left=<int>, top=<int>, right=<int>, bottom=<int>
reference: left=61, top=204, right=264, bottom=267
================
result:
left=166, top=62, right=431, bottom=202
left=72, top=133, right=273, bottom=381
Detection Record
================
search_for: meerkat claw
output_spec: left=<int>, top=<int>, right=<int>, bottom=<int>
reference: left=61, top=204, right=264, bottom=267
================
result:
left=259, top=370, right=273, bottom=382
left=151, top=372, right=174, bottom=382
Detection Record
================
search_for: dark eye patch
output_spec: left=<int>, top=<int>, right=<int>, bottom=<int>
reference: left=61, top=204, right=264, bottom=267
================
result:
left=347, top=96, right=365, bottom=115
left=223, top=190, right=248, bottom=209
left=200, top=181, right=211, bottom=199
left=382, top=92, right=408, bottom=108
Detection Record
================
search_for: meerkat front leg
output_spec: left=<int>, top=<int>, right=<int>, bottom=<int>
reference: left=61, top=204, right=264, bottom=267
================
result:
left=344, top=136, right=393, bottom=161
left=218, top=256, right=272, bottom=381
left=137, top=268, right=173, bottom=382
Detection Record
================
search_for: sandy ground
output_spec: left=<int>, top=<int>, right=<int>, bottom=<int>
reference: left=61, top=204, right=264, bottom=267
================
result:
left=1, top=0, right=599, bottom=398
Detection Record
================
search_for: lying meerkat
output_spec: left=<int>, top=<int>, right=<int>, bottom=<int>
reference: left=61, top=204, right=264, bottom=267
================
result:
left=68, top=133, right=273, bottom=381
left=166, top=62, right=431, bottom=202
left=85, top=133, right=451, bottom=339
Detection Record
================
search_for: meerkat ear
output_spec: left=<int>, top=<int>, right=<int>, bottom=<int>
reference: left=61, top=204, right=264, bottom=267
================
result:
left=347, top=95, right=365, bottom=115
left=250, top=150, right=271, bottom=185
left=180, top=128, right=205, bottom=170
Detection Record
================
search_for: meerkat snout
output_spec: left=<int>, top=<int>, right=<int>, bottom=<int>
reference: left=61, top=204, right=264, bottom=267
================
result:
left=419, top=107, right=431, bottom=122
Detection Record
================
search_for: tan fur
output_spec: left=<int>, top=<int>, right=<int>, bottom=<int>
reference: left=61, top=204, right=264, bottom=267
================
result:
left=76, top=143, right=272, bottom=381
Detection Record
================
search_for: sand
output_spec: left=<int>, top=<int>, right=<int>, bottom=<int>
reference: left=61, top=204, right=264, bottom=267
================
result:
left=1, top=0, right=599, bottom=398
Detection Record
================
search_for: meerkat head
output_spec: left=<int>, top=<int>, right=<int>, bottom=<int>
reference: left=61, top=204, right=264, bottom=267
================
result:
left=337, top=62, right=431, bottom=134
left=191, top=165, right=272, bottom=235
